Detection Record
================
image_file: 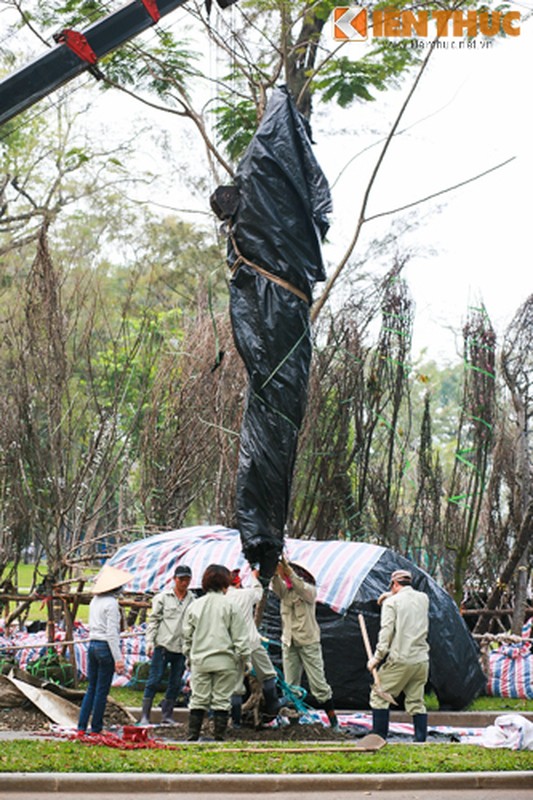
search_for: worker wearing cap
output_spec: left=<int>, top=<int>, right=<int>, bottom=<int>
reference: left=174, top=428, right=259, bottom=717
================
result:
left=78, top=565, right=132, bottom=735
left=367, top=569, right=430, bottom=742
left=139, top=564, right=194, bottom=725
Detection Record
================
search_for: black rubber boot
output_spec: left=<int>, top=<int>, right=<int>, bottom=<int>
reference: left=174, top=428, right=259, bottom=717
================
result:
left=138, top=697, right=152, bottom=726
left=213, top=710, right=229, bottom=741
left=187, top=709, right=205, bottom=741
left=231, top=695, right=242, bottom=728
left=324, top=697, right=340, bottom=731
left=413, top=713, right=428, bottom=742
left=160, top=698, right=175, bottom=724
left=262, top=677, right=280, bottom=718
left=371, top=708, right=390, bottom=739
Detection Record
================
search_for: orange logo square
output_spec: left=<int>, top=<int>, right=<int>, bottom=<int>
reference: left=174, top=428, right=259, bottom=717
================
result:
left=333, top=7, right=368, bottom=41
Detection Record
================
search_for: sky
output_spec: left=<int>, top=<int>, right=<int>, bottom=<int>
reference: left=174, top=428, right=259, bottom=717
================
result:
left=2, top=1, right=532, bottom=365
left=311, top=9, right=532, bottom=363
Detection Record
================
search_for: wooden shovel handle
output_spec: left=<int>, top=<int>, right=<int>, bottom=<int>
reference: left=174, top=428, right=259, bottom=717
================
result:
left=358, top=613, right=373, bottom=660
left=358, top=613, right=398, bottom=705
left=358, top=612, right=381, bottom=683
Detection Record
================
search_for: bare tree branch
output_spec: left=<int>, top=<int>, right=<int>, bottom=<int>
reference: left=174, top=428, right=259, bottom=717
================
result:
left=311, top=43, right=436, bottom=323
left=365, top=156, right=516, bottom=224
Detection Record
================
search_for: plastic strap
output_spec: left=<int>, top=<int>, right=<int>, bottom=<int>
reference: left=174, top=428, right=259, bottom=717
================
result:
left=230, top=233, right=310, bottom=305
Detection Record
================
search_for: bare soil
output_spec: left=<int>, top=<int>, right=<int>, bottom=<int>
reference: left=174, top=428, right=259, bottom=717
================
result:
left=0, top=699, right=132, bottom=732
left=0, top=667, right=363, bottom=741
left=0, top=703, right=357, bottom=741
left=154, top=720, right=350, bottom=742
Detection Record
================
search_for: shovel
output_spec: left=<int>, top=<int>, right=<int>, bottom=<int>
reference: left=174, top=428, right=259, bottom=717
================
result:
left=358, top=613, right=398, bottom=706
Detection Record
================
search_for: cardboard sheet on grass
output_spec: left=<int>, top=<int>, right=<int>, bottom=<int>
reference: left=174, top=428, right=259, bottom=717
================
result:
left=107, top=525, right=486, bottom=710
left=0, top=671, right=79, bottom=727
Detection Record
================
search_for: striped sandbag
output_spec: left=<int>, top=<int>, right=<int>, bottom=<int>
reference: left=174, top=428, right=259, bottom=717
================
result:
left=486, top=617, right=533, bottom=699
left=2, top=624, right=150, bottom=688
left=487, top=651, right=533, bottom=699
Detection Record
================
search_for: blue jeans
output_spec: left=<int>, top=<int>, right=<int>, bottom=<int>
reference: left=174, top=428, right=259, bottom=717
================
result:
left=78, top=640, right=115, bottom=733
left=143, top=646, right=185, bottom=703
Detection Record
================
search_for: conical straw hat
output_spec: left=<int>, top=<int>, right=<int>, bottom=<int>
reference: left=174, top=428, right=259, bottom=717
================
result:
left=91, top=564, right=133, bottom=595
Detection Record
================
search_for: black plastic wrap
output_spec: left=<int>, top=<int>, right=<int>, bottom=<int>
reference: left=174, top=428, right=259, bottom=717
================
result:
left=228, top=87, right=332, bottom=578
left=260, top=550, right=486, bottom=710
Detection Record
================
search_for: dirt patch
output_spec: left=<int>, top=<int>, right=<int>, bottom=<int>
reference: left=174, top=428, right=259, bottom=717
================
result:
left=154, top=719, right=353, bottom=742
left=0, top=703, right=363, bottom=741
left=0, top=669, right=365, bottom=740
left=0, top=699, right=132, bottom=732
left=0, top=704, right=50, bottom=732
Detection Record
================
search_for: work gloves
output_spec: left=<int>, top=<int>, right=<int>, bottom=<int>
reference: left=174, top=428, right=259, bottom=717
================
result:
left=377, top=591, right=392, bottom=606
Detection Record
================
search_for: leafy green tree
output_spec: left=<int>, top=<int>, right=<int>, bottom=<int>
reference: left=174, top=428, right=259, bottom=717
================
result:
left=8, top=0, right=498, bottom=168
left=0, top=78, right=231, bottom=579
left=132, top=215, right=227, bottom=310
left=3, top=0, right=527, bottom=624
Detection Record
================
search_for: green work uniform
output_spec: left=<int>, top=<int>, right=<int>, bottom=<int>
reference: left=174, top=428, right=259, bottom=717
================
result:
left=145, top=588, right=194, bottom=652
left=271, top=568, right=332, bottom=704
left=371, top=585, right=429, bottom=713
left=183, top=591, right=250, bottom=712
left=227, top=578, right=276, bottom=691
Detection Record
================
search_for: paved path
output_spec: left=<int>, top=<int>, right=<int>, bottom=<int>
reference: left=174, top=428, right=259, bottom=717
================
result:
left=128, top=708, right=533, bottom=727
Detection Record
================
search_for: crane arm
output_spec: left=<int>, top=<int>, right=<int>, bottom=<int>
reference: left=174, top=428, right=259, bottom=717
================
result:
left=0, top=0, right=236, bottom=127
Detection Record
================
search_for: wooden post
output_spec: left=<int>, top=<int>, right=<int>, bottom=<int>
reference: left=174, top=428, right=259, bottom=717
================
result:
left=61, top=597, right=78, bottom=688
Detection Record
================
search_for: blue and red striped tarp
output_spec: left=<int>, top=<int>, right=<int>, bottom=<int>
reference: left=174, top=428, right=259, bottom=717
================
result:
left=0, top=624, right=149, bottom=688
left=106, top=526, right=385, bottom=615
left=486, top=617, right=533, bottom=700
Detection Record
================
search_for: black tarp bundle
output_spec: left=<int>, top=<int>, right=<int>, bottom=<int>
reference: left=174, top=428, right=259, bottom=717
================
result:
left=225, top=87, right=332, bottom=579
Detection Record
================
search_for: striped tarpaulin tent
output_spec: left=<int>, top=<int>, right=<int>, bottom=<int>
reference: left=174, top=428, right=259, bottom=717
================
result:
left=1, top=527, right=488, bottom=708
left=105, top=526, right=487, bottom=710
left=106, top=526, right=385, bottom=615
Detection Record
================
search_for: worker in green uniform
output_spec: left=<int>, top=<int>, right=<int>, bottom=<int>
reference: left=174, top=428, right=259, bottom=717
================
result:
left=271, top=560, right=339, bottom=730
left=183, top=564, right=250, bottom=741
left=367, top=569, right=430, bottom=741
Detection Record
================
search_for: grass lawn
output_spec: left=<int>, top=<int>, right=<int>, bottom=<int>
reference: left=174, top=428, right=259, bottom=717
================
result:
left=11, top=561, right=99, bottom=591
left=0, top=684, right=530, bottom=774
left=3, top=693, right=533, bottom=774
left=0, top=740, right=532, bottom=774
left=9, top=562, right=98, bottom=623
left=14, top=562, right=42, bottom=589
